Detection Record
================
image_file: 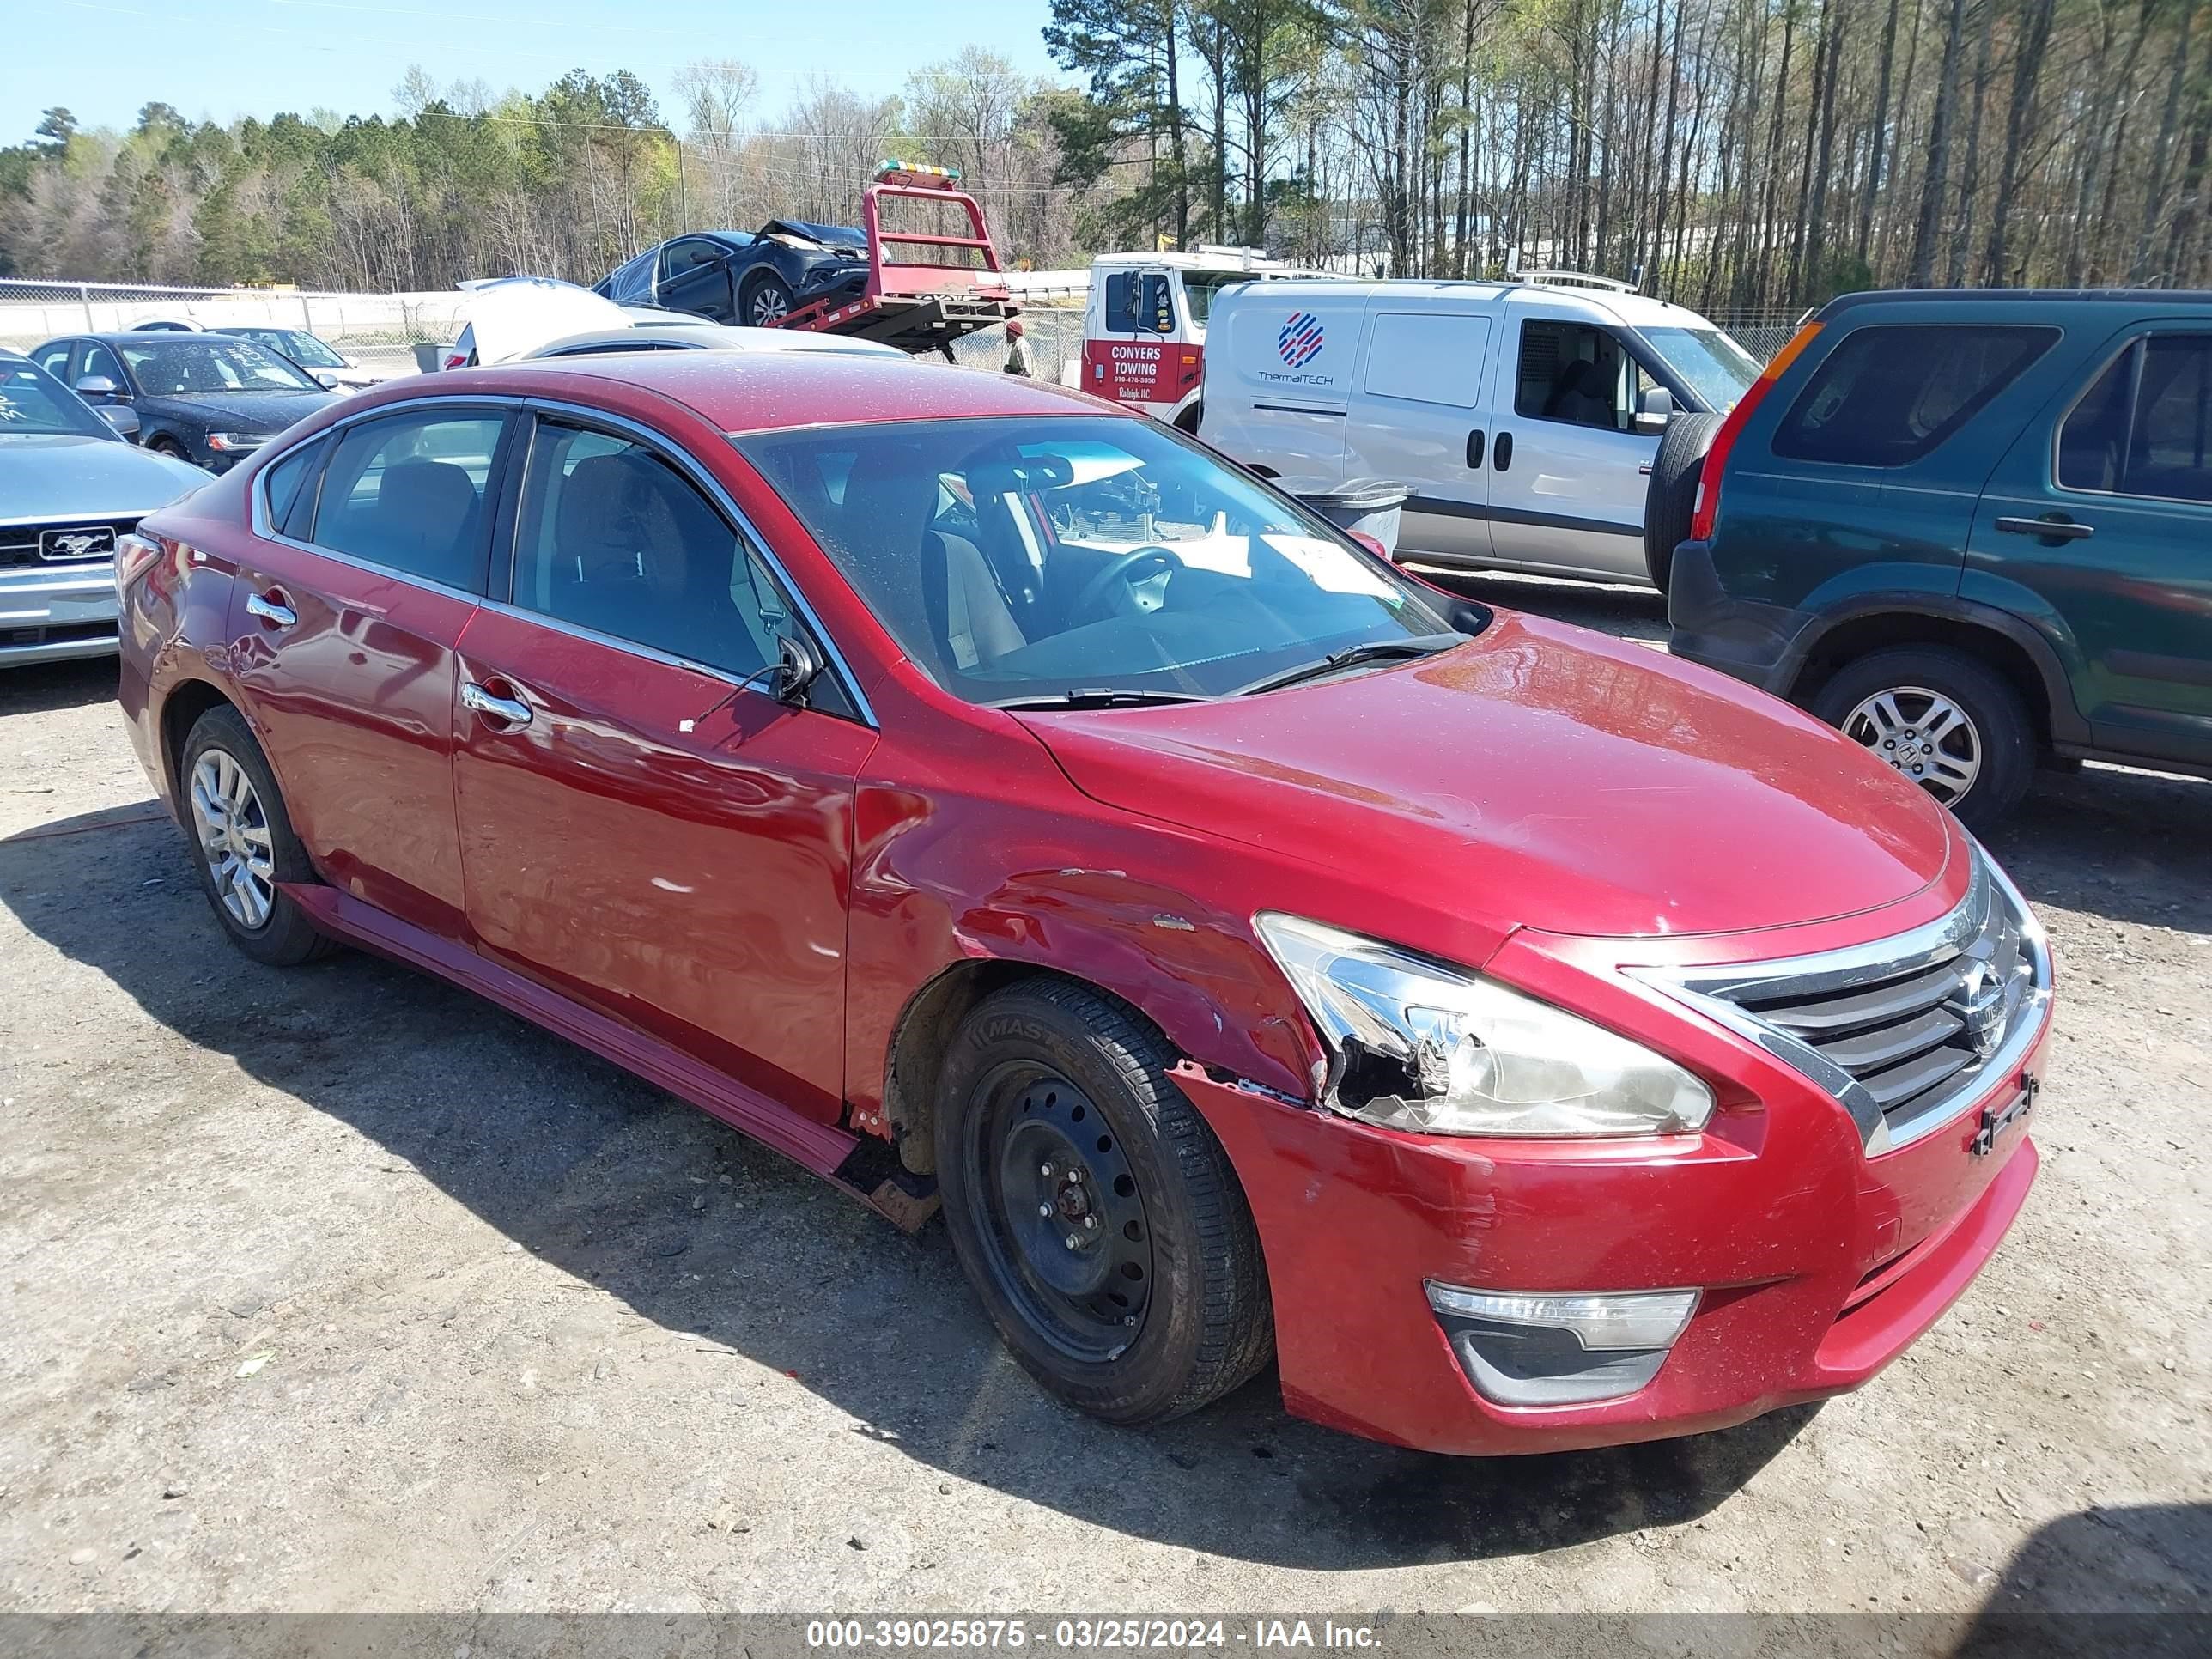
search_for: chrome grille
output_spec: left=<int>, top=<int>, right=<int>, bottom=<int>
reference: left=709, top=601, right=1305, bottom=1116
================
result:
left=0, top=517, right=137, bottom=569
left=1642, top=850, right=2051, bottom=1153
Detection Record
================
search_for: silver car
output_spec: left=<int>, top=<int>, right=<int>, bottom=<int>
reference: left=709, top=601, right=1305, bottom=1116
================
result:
left=1, top=351, right=209, bottom=667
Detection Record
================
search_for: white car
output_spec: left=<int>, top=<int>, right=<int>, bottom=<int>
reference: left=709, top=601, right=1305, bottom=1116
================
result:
left=528, top=320, right=902, bottom=362
left=1201, top=272, right=1761, bottom=586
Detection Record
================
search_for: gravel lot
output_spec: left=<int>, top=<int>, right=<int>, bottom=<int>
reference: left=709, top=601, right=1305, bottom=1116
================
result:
left=2, top=573, right=2207, bottom=1622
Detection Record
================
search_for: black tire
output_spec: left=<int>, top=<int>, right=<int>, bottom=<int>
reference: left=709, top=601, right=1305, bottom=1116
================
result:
left=743, top=273, right=797, bottom=327
left=1810, top=647, right=2036, bottom=830
left=1642, top=411, right=1723, bottom=593
left=178, top=705, right=336, bottom=966
left=149, top=434, right=198, bottom=467
left=1175, top=401, right=1203, bottom=434
left=935, top=979, right=1273, bottom=1425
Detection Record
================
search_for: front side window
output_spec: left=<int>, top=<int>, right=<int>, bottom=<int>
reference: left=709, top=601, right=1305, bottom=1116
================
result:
left=118, top=337, right=324, bottom=395
left=1515, top=321, right=1633, bottom=430
left=1183, top=271, right=1255, bottom=325
left=81, top=343, right=125, bottom=388
left=308, top=410, right=507, bottom=590
left=0, top=356, right=118, bottom=439
left=737, top=415, right=1458, bottom=706
left=660, top=240, right=725, bottom=282
left=246, top=329, right=345, bottom=369
left=511, top=422, right=786, bottom=679
left=1774, top=324, right=2057, bottom=467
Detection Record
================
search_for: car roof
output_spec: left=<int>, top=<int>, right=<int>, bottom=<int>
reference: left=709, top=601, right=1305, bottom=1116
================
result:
left=1819, top=286, right=2212, bottom=315
left=456, top=349, right=1114, bottom=434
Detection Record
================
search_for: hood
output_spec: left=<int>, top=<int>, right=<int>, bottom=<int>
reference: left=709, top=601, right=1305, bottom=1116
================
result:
left=1018, top=612, right=1958, bottom=940
left=760, top=220, right=867, bottom=253
left=144, top=387, right=336, bottom=430
left=460, top=276, right=632, bottom=364
left=0, top=432, right=209, bottom=522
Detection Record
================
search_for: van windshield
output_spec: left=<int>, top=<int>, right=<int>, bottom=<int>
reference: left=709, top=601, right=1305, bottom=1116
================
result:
left=736, top=416, right=1459, bottom=707
left=1641, top=325, right=1761, bottom=411
left=1185, top=271, right=1258, bottom=325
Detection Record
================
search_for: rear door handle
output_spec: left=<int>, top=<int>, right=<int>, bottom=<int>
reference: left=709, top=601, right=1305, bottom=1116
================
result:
left=461, top=680, right=532, bottom=728
left=246, top=590, right=296, bottom=629
left=1493, top=431, right=1514, bottom=471
left=1995, top=514, right=2094, bottom=542
left=1465, top=428, right=1486, bottom=469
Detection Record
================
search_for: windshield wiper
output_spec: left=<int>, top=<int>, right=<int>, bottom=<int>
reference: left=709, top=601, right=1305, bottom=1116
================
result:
left=990, top=688, right=1212, bottom=711
left=1232, top=633, right=1462, bottom=697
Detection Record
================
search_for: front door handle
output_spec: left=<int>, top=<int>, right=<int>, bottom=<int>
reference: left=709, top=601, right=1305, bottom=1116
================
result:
left=1465, top=428, right=1486, bottom=469
left=1995, top=514, right=2094, bottom=542
left=461, top=680, right=532, bottom=727
left=246, top=590, right=296, bottom=629
left=1493, top=431, right=1514, bottom=471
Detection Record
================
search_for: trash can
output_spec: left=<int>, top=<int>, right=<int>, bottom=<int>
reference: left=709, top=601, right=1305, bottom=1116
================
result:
left=413, top=342, right=453, bottom=374
left=1281, top=477, right=1409, bottom=560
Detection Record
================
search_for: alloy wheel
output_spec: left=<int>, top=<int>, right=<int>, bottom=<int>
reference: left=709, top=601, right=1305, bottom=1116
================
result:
left=188, top=748, right=276, bottom=929
left=750, top=287, right=791, bottom=325
left=1841, top=684, right=1983, bottom=805
left=965, top=1063, right=1154, bottom=1363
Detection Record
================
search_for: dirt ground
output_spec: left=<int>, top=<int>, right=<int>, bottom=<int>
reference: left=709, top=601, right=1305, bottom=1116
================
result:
left=1, top=573, right=2206, bottom=1620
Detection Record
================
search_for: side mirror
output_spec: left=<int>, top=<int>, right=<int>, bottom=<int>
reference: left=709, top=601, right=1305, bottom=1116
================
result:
left=739, top=632, right=823, bottom=706
left=313, top=371, right=341, bottom=390
left=100, top=404, right=141, bottom=440
left=74, top=374, right=123, bottom=402
left=1632, top=384, right=1674, bottom=435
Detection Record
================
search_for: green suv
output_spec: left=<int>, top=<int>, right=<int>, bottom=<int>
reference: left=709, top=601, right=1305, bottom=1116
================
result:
left=1663, top=289, right=2212, bottom=828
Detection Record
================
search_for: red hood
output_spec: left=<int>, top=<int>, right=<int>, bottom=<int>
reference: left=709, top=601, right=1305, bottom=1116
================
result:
left=1018, top=612, right=1960, bottom=939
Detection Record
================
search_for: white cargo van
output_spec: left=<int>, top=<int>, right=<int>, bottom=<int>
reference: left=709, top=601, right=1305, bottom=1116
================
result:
left=1200, top=272, right=1759, bottom=586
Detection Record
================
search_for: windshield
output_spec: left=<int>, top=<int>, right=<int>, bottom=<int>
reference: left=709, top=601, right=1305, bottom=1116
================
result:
left=238, top=328, right=346, bottom=368
left=119, top=337, right=323, bottom=394
left=737, top=416, right=1456, bottom=706
left=0, top=357, right=115, bottom=439
left=1640, top=325, right=1761, bottom=411
left=1184, top=270, right=1258, bottom=325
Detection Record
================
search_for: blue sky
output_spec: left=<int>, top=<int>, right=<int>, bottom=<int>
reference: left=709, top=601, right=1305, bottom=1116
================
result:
left=9, top=0, right=1065, bottom=138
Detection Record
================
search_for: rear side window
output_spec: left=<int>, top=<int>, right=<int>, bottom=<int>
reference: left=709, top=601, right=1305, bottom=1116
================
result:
left=1774, top=325, right=2056, bottom=467
left=2060, top=335, right=2212, bottom=503
left=307, top=410, right=507, bottom=592
left=262, top=438, right=325, bottom=537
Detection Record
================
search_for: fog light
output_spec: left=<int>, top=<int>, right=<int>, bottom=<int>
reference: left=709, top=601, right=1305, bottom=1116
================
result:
left=1425, top=1282, right=1699, bottom=1407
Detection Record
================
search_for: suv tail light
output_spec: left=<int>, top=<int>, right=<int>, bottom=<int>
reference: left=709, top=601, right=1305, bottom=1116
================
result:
left=1689, top=320, right=1824, bottom=543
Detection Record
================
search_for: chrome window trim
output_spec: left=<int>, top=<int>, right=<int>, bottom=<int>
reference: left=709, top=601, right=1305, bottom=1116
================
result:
left=520, top=396, right=878, bottom=728
left=1631, top=847, right=2053, bottom=1157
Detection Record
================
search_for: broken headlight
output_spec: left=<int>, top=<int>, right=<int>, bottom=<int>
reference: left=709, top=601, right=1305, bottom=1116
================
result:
left=1254, top=914, right=1713, bottom=1137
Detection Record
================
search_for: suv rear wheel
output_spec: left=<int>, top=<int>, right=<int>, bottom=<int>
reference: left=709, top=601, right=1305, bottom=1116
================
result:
left=1811, top=647, right=2034, bottom=830
left=934, top=980, right=1273, bottom=1425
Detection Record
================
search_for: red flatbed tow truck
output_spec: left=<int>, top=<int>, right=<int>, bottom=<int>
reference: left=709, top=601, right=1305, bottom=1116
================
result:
left=771, top=163, right=1016, bottom=355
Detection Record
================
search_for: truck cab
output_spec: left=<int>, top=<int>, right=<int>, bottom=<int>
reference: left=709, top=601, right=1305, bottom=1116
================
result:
left=1079, top=247, right=1336, bottom=428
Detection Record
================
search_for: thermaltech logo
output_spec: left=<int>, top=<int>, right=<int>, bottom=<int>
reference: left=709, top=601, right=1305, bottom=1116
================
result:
left=1278, top=312, right=1324, bottom=368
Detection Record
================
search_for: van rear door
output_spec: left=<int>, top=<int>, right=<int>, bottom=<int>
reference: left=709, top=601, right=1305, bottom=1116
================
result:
left=1346, top=302, right=1497, bottom=564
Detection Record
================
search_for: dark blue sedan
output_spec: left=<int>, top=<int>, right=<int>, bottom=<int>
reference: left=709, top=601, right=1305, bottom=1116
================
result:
left=594, top=223, right=871, bottom=327
left=28, top=332, right=337, bottom=472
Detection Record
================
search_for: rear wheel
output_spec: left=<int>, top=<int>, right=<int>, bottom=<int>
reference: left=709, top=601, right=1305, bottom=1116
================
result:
left=1641, top=411, right=1722, bottom=593
left=935, top=980, right=1273, bottom=1425
left=1811, top=647, right=2035, bottom=830
left=744, top=274, right=796, bottom=327
left=179, top=706, right=334, bottom=966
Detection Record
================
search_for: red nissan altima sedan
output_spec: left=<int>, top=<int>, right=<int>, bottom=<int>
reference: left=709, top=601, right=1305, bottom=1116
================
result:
left=114, top=352, right=2051, bottom=1455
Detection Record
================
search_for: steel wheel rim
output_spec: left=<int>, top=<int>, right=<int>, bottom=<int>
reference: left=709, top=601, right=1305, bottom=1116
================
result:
left=1842, top=684, right=1983, bottom=805
left=188, top=749, right=276, bottom=930
left=964, top=1062, right=1154, bottom=1363
left=750, top=288, right=790, bottom=325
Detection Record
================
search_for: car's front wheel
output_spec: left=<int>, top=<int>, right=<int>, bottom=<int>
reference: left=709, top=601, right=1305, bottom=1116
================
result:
left=935, top=980, right=1273, bottom=1425
left=744, top=275, right=797, bottom=326
left=179, top=705, right=335, bottom=966
left=1811, top=647, right=2035, bottom=829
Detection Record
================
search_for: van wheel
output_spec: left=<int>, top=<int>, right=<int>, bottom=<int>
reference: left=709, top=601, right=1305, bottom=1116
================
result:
left=1175, top=402, right=1203, bottom=434
left=934, top=980, right=1273, bottom=1425
left=1811, top=647, right=2035, bottom=830
left=179, top=706, right=335, bottom=966
left=1642, top=412, right=1722, bottom=593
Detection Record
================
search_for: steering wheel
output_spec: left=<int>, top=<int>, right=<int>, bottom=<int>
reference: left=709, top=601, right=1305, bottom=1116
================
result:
left=1071, top=547, right=1182, bottom=623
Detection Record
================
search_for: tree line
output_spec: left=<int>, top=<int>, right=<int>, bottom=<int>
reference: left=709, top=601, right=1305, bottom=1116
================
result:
left=3, top=2, right=2206, bottom=313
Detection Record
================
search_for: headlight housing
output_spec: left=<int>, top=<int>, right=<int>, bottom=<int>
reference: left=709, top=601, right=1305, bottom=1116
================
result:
left=204, top=432, right=268, bottom=453
left=1254, top=914, right=1713, bottom=1137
